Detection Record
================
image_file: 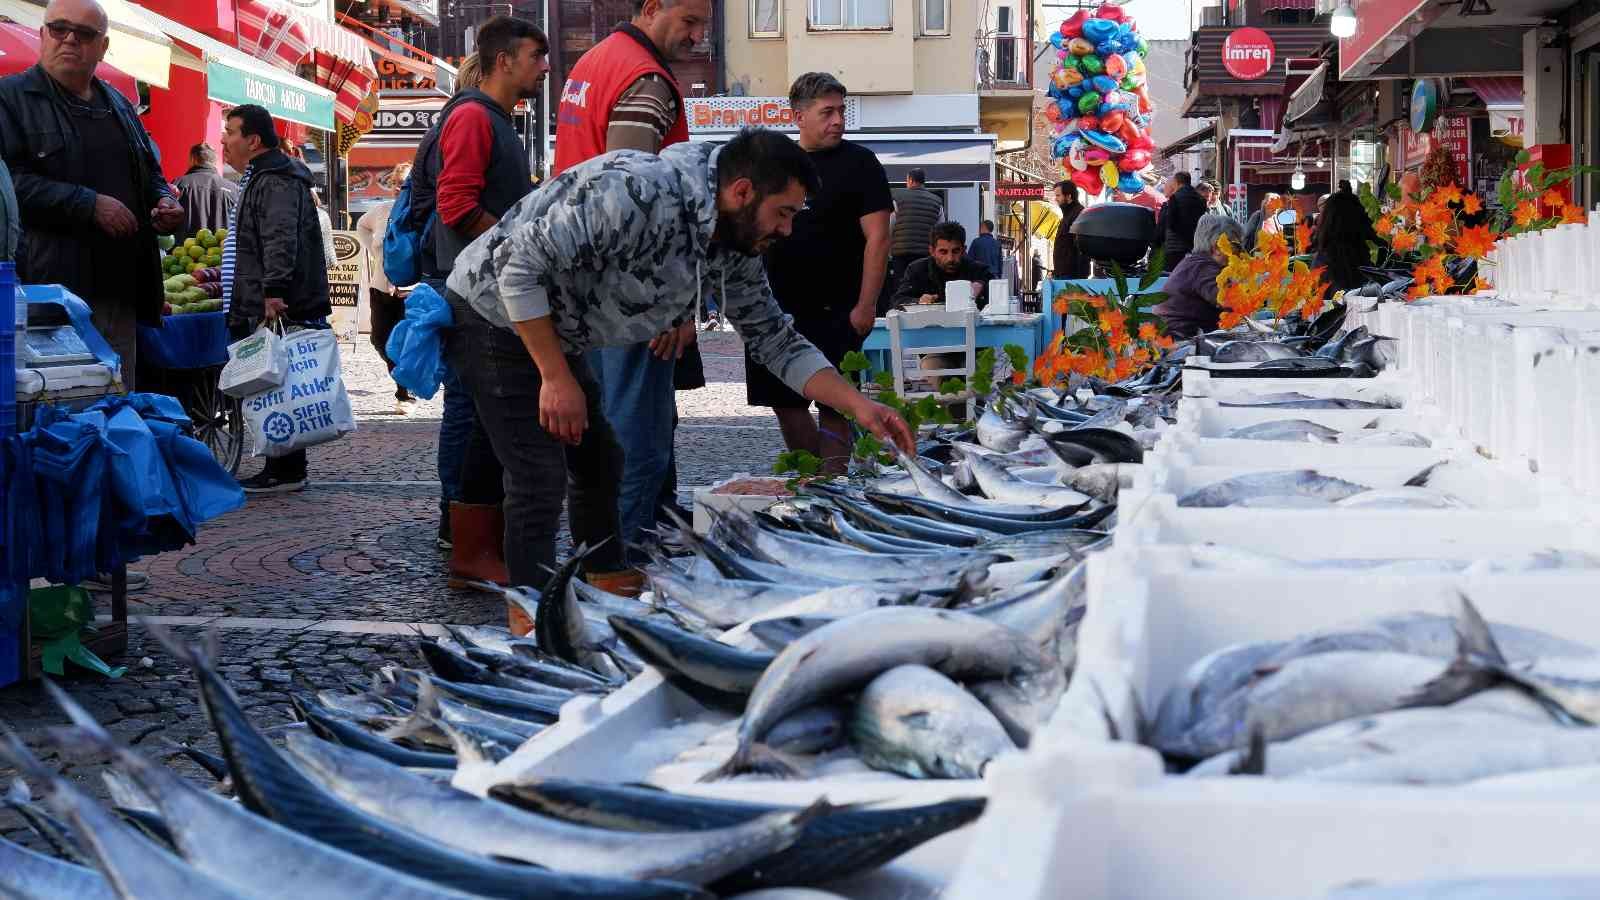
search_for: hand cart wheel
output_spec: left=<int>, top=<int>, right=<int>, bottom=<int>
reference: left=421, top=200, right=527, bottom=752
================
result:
left=187, top=366, right=244, bottom=476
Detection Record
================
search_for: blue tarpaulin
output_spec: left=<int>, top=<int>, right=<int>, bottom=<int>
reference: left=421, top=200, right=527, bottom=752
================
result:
left=137, top=311, right=229, bottom=370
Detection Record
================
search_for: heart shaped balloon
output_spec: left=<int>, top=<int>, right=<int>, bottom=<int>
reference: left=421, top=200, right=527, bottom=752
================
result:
left=1071, top=168, right=1103, bottom=194
left=1081, top=17, right=1118, bottom=43
left=1096, top=3, right=1125, bottom=21
left=1068, top=37, right=1095, bottom=56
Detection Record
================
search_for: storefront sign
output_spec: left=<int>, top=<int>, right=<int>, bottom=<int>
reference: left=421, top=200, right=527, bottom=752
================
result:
left=1490, top=109, right=1525, bottom=146
left=686, top=96, right=860, bottom=134
left=327, top=231, right=367, bottom=343
left=1409, top=79, right=1441, bottom=133
left=1338, top=0, right=1435, bottom=80
left=996, top=181, right=1046, bottom=200
left=372, top=108, right=440, bottom=135
left=206, top=59, right=333, bottom=131
left=1402, top=117, right=1471, bottom=186
left=1222, top=28, right=1276, bottom=81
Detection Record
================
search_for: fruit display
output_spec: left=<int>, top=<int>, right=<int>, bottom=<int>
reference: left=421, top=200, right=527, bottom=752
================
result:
left=1045, top=3, right=1156, bottom=197
left=162, top=228, right=225, bottom=278
left=163, top=267, right=223, bottom=316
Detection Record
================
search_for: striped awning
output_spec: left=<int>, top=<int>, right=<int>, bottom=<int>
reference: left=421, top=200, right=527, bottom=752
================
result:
left=1467, top=76, right=1521, bottom=110
left=1261, top=0, right=1317, bottom=9
left=235, top=0, right=375, bottom=126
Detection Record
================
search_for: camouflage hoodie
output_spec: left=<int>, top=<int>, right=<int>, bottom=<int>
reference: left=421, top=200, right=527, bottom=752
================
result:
left=447, top=141, right=831, bottom=395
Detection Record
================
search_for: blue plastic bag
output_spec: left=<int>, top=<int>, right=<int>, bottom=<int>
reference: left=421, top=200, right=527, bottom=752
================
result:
left=386, top=282, right=453, bottom=400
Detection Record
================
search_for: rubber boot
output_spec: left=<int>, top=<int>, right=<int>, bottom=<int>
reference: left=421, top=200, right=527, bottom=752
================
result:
left=586, top=569, right=646, bottom=598
left=447, top=502, right=509, bottom=589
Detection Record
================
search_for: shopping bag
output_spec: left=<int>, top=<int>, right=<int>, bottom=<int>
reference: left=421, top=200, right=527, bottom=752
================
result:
left=220, top=325, right=287, bottom=398
left=385, top=282, right=452, bottom=400
left=241, top=327, right=356, bottom=458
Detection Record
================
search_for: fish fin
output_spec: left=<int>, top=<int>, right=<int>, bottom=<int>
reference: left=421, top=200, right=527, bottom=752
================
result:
left=100, top=770, right=157, bottom=814
left=377, top=676, right=442, bottom=743
left=1454, top=593, right=1509, bottom=667
left=1404, top=461, right=1445, bottom=488
left=0, top=727, right=55, bottom=792
left=698, top=742, right=805, bottom=782
left=1228, top=725, right=1267, bottom=776
left=1398, top=595, right=1508, bottom=708
left=1084, top=675, right=1148, bottom=743
left=503, top=586, right=541, bottom=627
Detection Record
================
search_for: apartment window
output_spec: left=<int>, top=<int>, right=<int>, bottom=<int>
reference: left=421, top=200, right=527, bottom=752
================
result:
left=809, top=0, right=892, bottom=29
left=751, top=0, right=782, bottom=37
left=994, top=6, right=1017, bottom=82
left=921, top=0, right=948, bottom=34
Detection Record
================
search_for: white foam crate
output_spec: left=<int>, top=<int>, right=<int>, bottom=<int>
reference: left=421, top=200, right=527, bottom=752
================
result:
left=1112, top=493, right=1600, bottom=558
left=938, top=550, right=1600, bottom=900
left=1446, top=313, right=1600, bottom=463
left=1181, top=368, right=1411, bottom=404
left=692, top=474, right=792, bottom=534
left=1149, top=432, right=1458, bottom=469
left=1525, top=329, right=1600, bottom=487
left=1174, top=399, right=1442, bottom=439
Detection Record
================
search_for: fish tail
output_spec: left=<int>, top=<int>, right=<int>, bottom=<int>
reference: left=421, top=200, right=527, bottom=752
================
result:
left=1403, top=461, right=1445, bottom=488
left=377, top=676, right=442, bottom=743
left=1399, top=595, right=1510, bottom=708
left=1228, top=724, right=1267, bottom=776
left=1454, top=593, right=1510, bottom=667
left=697, top=742, right=805, bottom=782
left=40, top=681, right=117, bottom=752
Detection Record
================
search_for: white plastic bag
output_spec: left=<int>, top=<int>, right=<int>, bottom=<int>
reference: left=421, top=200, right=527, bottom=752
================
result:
left=241, top=327, right=356, bottom=458
left=220, top=325, right=286, bottom=398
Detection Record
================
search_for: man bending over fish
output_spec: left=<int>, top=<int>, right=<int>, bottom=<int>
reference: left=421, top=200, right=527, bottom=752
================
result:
left=444, top=127, right=915, bottom=596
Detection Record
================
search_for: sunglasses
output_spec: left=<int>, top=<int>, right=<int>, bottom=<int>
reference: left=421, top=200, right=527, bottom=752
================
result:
left=44, top=20, right=105, bottom=43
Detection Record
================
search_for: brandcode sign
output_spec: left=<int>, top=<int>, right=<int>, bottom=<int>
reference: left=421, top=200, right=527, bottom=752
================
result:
left=1221, top=27, right=1275, bottom=80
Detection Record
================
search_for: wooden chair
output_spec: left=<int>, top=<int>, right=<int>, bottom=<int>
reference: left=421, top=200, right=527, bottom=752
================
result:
left=885, top=307, right=979, bottom=422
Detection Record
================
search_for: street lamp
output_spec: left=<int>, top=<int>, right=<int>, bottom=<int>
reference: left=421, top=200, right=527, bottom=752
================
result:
left=1291, top=164, right=1307, bottom=191
left=1330, top=0, right=1357, bottom=38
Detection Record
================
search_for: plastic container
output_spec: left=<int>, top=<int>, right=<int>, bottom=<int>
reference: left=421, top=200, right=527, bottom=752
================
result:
left=1173, top=399, right=1440, bottom=440
left=1149, top=432, right=1457, bottom=469
left=1181, top=367, right=1411, bottom=405
left=692, top=474, right=794, bottom=534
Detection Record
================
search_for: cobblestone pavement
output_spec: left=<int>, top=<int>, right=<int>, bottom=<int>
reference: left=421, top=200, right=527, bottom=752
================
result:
left=0, top=327, right=785, bottom=847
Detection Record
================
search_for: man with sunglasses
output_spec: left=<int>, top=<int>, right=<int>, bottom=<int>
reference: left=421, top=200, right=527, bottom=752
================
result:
left=0, top=0, right=184, bottom=391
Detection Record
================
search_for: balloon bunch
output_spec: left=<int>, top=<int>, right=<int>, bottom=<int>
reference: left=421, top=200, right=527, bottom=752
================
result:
left=1044, top=3, right=1156, bottom=198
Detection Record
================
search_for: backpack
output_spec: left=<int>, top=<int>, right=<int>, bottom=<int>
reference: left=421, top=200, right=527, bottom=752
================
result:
left=381, top=173, right=434, bottom=288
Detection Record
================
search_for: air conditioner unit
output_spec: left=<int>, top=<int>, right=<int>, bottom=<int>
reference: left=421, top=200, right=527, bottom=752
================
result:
left=1200, top=5, right=1223, bottom=26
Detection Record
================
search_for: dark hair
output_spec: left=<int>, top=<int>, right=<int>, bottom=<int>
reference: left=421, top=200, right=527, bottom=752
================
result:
left=718, top=128, right=821, bottom=198
left=1055, top=180, right=1072, bottom=194
left=631, top=0, right=683, bottom=10
left=225, top=105, right=279, bottom=149
left=1338, top=179, right=1354, bottom=194
left=189, top=143, right=216, bottom=167
left=981, top=219, right=994, bottom=232
left=788, top=72, right=847, bottom=111
left=477, top=15, right=547, bottom=73
left=907, top=168, right=927, bottom=186
left=930, top=221, right=966, bottom=247
left=1314, top=192, right=1375, bottom=292
left=1173, top=172, right=1192, bottom=186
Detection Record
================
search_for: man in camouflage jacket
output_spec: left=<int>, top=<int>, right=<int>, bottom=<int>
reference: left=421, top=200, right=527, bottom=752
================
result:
left=444, top=127, right=913, bottom=592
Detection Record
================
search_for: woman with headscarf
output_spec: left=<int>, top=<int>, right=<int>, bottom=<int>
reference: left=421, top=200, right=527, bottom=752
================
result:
left=1153, top=212, right=1245, bottom=339
left=1314, top=191, right=1384, bottom=294
left=1243, top=193, right=1284, bottom=251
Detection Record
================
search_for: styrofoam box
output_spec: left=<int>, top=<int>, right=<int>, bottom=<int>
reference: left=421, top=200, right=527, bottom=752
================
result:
left=1113, top=493, right=1600, bottom=558
left=1181, top=367, right=1412, bottom=404
left=692, top=474, right=793, bottom=534
left=1525, top=329, right=1600, bottom=488
left=938, top=551, right=1600, bottom=900
left=1447, top=312, right=1600, bottom=463
left=1149, top=431, right=1458, bottom=469
left=1174, top=398, right=1442, bottom=439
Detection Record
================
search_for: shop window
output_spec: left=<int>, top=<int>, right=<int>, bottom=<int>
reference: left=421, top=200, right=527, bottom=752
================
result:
left=751, top=0, right=782, bottom=37
left=810, top=0, right=893, bottom=30
left=921, top=0, right=949, bottom=35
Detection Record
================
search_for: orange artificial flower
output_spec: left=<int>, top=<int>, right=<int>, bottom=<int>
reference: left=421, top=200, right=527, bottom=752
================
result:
left=1156, top=335, right=1176, bottom=350
left=1563, top=204, right=1588, bottom=225
left=1010, top=370, right=1025, bottom=385
left=1433, top=184, right=1463, bottom=205
left=1461, top=194, right=1483, bottom=215
left=1512, top=200, right=1540, bottom=227
left=1390, top=230, right=1420, bottom=253
left=1422, top=219, right=1450, bottom=246
left=1374, top=215, right=1397, bottom=237
left=1138, top=322, right=1159, bottom=341
left=1099, top=308, right=1127, bottom=334
left=1540, top=189, right=1567, bottom=210
left=1473, top=274, right=1493, bottom=292
left=1451, top=224, right=1496, bottom=260
left=1052, top=297, right=1071, bottom=315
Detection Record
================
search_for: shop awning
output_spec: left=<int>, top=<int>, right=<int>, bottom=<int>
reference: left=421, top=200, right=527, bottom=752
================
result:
left=136, top=7, right=335, bottom=130
left=1338, top=0, right=1438, bottom=80
left=1285, top=62, right=1327, bottom=124
left=1028, top=202, right=1061, bottom=241
left=862, top=137, right=995, bottom=183
left=0, top=0, right=173, bottom=87
left=1160, top=123, right=1216, bottom=158
left=0, top=20, right=139, bottom=101
left=1468, top=76, right=1522, bottom=109
left=1262, top=0, right=1316, bottom=8
left=235, top=0, right=376, bottom=125
left=385, top=0, right=440, bottom=26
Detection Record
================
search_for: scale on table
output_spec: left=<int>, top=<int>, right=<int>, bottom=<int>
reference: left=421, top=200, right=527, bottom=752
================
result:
left=15, top=289, right=120, bottom=401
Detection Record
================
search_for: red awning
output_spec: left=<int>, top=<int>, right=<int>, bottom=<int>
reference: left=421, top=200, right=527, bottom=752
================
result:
left=235, top=0, right=376, bottom=126
left=1467, top=76, right=1521, bottom=109
left=1262, top=0, right=1317, bottom=9
left=0, top=22, right=137, bottom=104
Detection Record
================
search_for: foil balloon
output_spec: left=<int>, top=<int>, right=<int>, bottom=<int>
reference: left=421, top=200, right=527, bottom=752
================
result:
left=1081, top=17, right=1118, bottom=43
left=1081, top=130, right=1127, bottom=153
left=1067, top=85, right=1084, bottom=100
left=1044, top=103, right=1062, bottom=123
left=1100, top=109, right=1126, bottom=133
left=1121, top=148, right=1152, bottom=169
left=1116, top=119, right=1141, bottom=146
left=1080, top=54, right=1104, bottom=75
left=1049, top=31, right=1065, bottom=49
left=1084, top=148, right=1111, bottom=164
left=1071, top=168, right=1102, bottom=194
left=1052, top=67, right=1075, bottom=90
left=1091, top=75, right=1119, bottom=94
left=1129, top=132, right=1156, bottom=151
left=1077, top=91, right=1102, bottom=114
left=1117, top=154, right=1144, bottom=173
left=1118, top=173, right=1144, bottom=193
left=1077, top=114, right=1100, bottom=131
left=1068, top=37, right=1095, bottom=56
left=1103, top=53, right=1127, bottom=78
left=1067, top=140, right=1089, bottom=171
left=1061, top=9, right=1087, bottom=37
left=1097, top=3, right=1125, bottom=20
left=1100, top=161, right=1121, bottom=191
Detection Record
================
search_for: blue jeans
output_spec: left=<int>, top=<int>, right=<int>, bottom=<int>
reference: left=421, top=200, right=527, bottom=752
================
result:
left=587, top=342, right=676, bottom=564
left=432, top=279, right=502, bottom=511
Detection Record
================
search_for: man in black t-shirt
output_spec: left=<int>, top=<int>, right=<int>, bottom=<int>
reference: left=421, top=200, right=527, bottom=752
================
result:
left=748, top=72, right=893, bottom=474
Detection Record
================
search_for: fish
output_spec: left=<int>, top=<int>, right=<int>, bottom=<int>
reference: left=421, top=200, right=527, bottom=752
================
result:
left=486, top=779, right=987, bottom=893
left=1041, top=427, right=1145, bottom=465
left=1176, top=470, right=1372, bottom=508
left=1297, top=729, right=1600, bottom=786
left=533, top=545, right=636, bottom=678
left=954, top=445, right=1093, bottom=509
left=1061, top=463, right=1138, bottom=502
left=1251, top=356, right=1342, bottom=371
left=1222, top=419, right=1344, bottom=442
left=0, top=833, right=116, bottom=900
left=291, top=694, right=469, bottom=769
left=387, top=669, right=563, bottom=724
left=1325, top=430, right=1433, bottom=448
left=1211, top=340, right=1302, bottom=363
left=645, top=570, right=826, bottom=627
left=865, top=489, right=1116, bottom=533
left=418, top=639, right=587, bottom=699
left=609, top=614, right=773, bottom=712
left=1218, top=398, right=1397, bottom=410
left=42, top=683, right=492, bottom=900
left=975, top=404, right=1029, bottom=452
left=1334, top=487, right=1470, bottom=509
left=713, top=507, right=999, bottom=583
left=1325, top=875, right=1600, bottom=898
left=747, top=615, right=838, bottom=651
left=146, top=626, right=711, bottom=900
left=849, top=664, right=1018, bottom=779
left=284, top=730, right=823, bottom=884
left=386, top=678, right=545, bottom=744
left=704, top=607, right=1063, bottom=779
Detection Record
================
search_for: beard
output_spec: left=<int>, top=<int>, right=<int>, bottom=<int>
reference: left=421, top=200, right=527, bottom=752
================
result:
left=714, top=201, right=771, bottom=257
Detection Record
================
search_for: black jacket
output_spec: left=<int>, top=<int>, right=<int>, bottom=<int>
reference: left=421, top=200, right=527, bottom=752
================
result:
left=227, top=149, right=330, bottom=329
left=892, top=256, right=994, bottom=309
left=1054, top=200, right=1087, bottom=277
left=1155, top=185, right=1207, bottom=266
left=0, top=64, right=173, bottom=324
left=890, top=187, right=944, bottom=257
left=174, top=166, right=239, bottom=237
left=412, top=89, right=531, bottom=277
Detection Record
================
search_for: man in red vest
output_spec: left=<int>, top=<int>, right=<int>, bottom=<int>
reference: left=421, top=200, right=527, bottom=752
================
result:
left=553, top=0, right=710, bottom=594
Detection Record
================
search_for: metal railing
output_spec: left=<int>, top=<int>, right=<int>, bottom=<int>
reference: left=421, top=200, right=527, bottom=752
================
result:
left=977, top=35, right=1032, bottom=89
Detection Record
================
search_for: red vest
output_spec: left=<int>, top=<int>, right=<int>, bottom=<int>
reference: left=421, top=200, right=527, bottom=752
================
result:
left=553, top=30, right=690, bottom=176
